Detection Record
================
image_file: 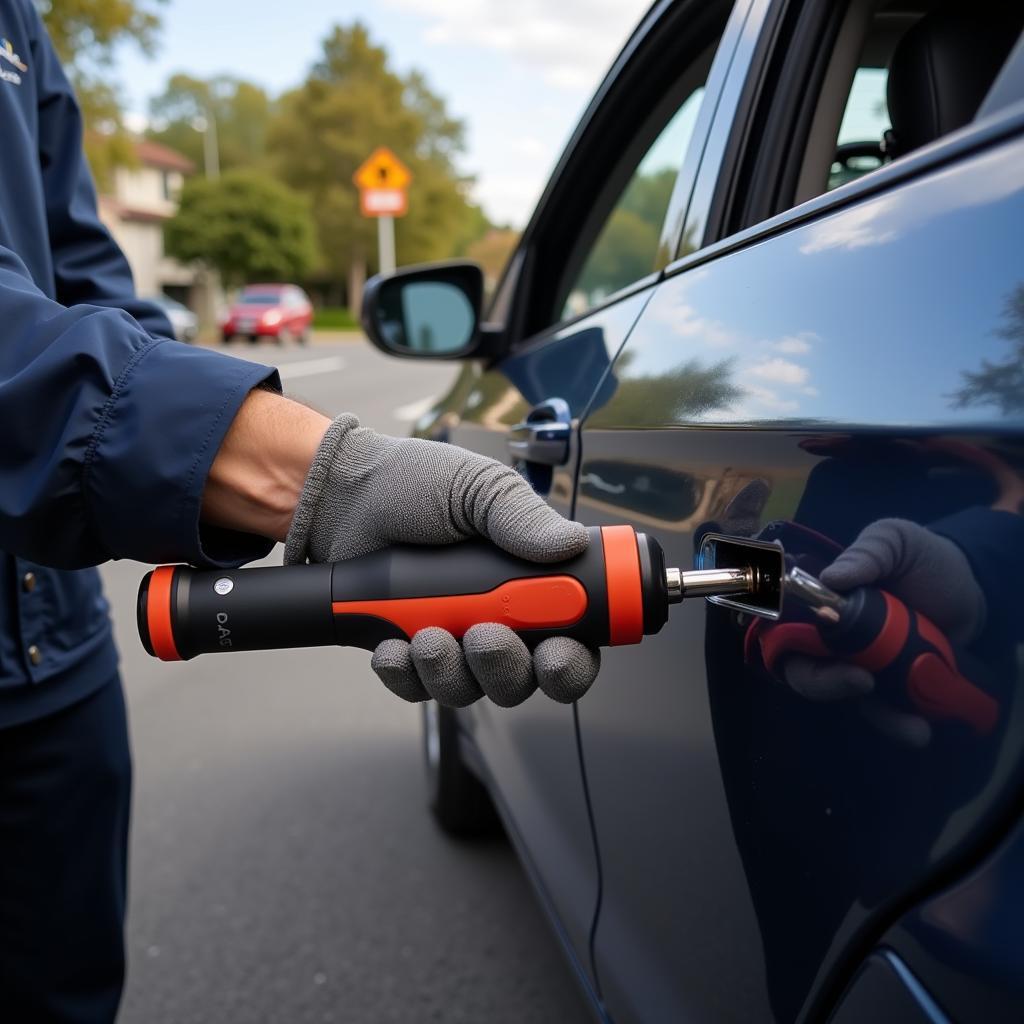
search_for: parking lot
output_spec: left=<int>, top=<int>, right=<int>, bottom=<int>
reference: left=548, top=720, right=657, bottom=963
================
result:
left=103, top=339, right=592, bottom=1023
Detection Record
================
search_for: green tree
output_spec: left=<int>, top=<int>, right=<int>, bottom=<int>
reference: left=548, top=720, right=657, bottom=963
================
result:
left=576, top=168, right=677, bottom=303
left=267, top=22, right=486, bottom=304
left=38, top=0, right=166, bottom=185
left=164, top=171, right=317, bottom=288
left=953, top=284, right=1024, bottom=415
left=148, top=74, right=273, bottom=173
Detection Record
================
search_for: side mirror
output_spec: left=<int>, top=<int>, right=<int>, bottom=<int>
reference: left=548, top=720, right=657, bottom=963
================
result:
left=361, top=261, right=487, bottom=360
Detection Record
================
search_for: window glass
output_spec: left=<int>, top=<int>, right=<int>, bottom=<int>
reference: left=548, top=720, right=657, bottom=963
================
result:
left=827, top=66, right=890, bottom=191
left=562, top=87, right=707, bottom=320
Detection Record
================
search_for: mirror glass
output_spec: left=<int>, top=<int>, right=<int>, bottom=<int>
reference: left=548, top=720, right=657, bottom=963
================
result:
left=379, top=280, right=475, bottom=354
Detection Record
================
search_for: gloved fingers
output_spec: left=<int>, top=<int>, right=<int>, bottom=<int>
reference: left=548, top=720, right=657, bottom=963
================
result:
left=410, top=627, right=484, bottom=708
left=534, top=636, right=601, bottom=704
left=371, top=639, right=430, bottom=703
left=861, top=697, right=932, bottom=749
left=458, top=459, right=590, bottom=563
left=781, top=655, right=874, bottom=701
left=463, top=623, right=538, bottom=707
left=820, top=517, right=985, bottom=641
left=819, top=517, right=913, bottom=591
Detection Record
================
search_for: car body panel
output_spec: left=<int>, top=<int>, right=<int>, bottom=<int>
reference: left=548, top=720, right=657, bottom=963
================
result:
left=575, top=130, right=1024, bottom=1022
left=880, top=813, right=1024, bottom=1024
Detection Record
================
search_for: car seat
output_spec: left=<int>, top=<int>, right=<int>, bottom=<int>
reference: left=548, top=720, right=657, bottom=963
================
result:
left=884, top=1, right=1024, bottom=158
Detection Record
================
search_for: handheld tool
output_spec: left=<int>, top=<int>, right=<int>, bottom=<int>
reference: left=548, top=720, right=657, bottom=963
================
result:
left=138, top=525, right=759, bottom=662
left=756, top=564, right=998, bottom=736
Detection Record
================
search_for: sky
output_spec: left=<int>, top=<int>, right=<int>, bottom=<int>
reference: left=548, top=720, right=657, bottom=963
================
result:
left=114, top=0, right=655, bottom=227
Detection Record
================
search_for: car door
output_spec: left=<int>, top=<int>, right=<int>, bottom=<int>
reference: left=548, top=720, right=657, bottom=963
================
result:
left=573, top=2, right=1024, bottom=1021
left=412, top=0, right=745, bottom=994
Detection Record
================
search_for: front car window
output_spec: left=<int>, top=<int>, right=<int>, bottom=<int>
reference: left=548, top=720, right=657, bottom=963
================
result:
left=564, top=89, right=707, bottom=319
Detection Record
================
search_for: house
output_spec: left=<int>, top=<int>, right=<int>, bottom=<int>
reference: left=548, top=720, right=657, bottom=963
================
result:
left=97, top=139, right=218, bottom=326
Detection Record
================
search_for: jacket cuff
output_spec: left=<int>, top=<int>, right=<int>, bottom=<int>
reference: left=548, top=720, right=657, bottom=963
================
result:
left=84, top=339, right=281, bottom=567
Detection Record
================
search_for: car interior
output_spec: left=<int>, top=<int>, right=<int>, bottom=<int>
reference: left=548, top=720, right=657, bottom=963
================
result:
left=801, top=0, right=1024, bottom=201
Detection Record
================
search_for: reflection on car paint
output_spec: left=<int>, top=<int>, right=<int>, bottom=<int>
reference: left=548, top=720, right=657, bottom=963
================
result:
left=586, top=142, right=1024, bottom=431
left=574, top=136, right=1024, bottom=1022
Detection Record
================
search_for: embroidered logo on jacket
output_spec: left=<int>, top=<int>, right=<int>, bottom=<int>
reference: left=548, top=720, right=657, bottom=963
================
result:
left=0, top=38, right=27, bottom=85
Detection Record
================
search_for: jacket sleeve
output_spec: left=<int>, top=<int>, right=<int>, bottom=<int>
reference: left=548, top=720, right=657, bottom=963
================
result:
left=0, top=244, right=281, bottom=570
left=930, top=507, right=1024, bottom=647
left=30, top=0, right=175, bottom=340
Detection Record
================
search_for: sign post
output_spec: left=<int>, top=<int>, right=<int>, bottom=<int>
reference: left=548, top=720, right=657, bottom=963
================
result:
left=353, top=148, right=412, bottom=277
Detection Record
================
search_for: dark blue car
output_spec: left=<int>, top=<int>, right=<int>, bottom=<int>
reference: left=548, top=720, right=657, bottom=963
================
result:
left=363, top=1, right=1024, bottom=1020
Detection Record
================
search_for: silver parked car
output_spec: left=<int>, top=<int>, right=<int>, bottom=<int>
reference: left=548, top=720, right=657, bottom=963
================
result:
left=148, top=294, right=199, bottom=343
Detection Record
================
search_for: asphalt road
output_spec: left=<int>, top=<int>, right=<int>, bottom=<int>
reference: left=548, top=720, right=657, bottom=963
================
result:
left=105, top=338, right=593, bottom=1024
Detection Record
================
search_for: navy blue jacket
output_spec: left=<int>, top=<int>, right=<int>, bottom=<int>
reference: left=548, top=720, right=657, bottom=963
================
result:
left=0, top=0, right=277, bottom=726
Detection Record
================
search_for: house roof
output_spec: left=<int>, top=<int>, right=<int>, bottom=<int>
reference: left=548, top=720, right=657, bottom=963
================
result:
left=135, top=139, right=195, bottom=173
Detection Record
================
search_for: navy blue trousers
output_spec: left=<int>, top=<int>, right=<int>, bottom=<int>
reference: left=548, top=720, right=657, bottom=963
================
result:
left=0, top=677, right=131, bottom=1023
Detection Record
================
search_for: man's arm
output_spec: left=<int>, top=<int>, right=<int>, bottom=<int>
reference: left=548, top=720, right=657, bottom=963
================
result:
left=0, top=241, right=290, bottom=569
left=28, top=1, right=175, bottom=338
left=202, top=388, right=331, bottom=542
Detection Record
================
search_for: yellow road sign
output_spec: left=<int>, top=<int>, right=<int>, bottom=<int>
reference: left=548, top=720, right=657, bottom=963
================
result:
left=353, top=147, right=412, bottom=191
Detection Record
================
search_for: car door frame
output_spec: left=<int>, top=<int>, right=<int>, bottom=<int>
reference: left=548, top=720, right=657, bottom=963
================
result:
left=481, top=0, right=752, bottom=354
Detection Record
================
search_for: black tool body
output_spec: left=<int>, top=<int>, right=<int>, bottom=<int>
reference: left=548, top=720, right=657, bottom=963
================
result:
left=138, top=526, right=669, bottom=661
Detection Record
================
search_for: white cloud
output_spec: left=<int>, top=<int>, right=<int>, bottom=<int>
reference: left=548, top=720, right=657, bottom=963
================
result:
left=654, top=298, right=737, bottom=348
left=799, top=197, right=899, bottom=254
left=511, top=136, right=548, bottom=158
left=384, top=0, right=650, bottom=91
left=750, top=358, right=810, bottom=385
left=775, top=333, right=816, bottom=354
left=718, top=384, right=800, bottom=419
left=470, top=172, right=547, bottom=224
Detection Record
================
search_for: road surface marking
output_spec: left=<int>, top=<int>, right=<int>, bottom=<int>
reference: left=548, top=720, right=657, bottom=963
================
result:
left=277, top=356, right=346, bottom=381
left=393, top=395, right=438, bottom=422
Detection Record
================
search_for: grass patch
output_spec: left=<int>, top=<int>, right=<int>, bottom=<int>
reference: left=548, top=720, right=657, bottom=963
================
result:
left=313, top=307, right=359, bottom=330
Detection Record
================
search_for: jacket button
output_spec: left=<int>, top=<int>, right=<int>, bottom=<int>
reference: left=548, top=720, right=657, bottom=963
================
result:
left=22, top=572, right=36, bottom=593
left=27, top=645, right=42, bottom=666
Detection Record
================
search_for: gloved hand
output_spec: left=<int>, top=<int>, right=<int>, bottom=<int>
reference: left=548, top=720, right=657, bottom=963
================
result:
left=779, top=519, right=986, bottom=747
left=285, top=414, right=600, bottom=708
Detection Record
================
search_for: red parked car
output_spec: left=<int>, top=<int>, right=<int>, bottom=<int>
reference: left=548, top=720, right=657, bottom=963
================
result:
left=222, top=284, right=313, bottom=345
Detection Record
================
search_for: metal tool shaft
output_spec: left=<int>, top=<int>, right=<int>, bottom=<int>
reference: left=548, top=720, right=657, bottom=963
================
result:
left=666, top=567, right=753, bottom=604
left=784, top=565, right=846, bottom=622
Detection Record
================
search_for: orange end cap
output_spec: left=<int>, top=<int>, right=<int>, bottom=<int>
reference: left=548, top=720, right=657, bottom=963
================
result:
left=147, top=565, right=182, bottom=662
left=601, top=525, right=644, bottom=646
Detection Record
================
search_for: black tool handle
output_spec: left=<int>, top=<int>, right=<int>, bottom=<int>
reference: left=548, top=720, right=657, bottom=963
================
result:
left=138, top=526, right=668, bottom=661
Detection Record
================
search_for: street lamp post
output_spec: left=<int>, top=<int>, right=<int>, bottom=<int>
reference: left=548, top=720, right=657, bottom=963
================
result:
left=191, top=108, right=220, bottom=180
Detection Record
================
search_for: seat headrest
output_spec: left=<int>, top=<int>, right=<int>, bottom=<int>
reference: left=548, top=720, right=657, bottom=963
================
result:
left=886, top=3, right=1023, bottom=157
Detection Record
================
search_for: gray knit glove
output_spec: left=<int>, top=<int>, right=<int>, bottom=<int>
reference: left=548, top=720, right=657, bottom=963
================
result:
left=285, top=414, right=600, bottom=707
left=781, top=518, right=986, bottom=747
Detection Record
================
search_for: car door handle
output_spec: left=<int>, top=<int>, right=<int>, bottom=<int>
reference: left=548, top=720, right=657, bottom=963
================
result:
left=508, top=398, right=571, bottom=466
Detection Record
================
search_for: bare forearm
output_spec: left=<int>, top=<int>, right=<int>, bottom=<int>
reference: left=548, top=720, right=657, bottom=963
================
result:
left=202, top=389, right=331, bottom=542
